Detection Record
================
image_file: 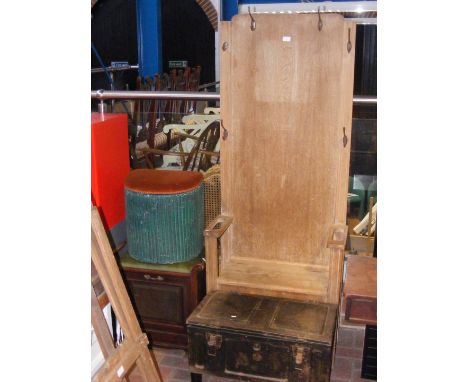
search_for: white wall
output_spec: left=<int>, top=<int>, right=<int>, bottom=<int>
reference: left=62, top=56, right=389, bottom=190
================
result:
left=91, top=304, right=112, bottom=377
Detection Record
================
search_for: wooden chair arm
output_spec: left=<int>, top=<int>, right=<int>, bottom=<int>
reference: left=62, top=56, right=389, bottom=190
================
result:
left=172, top=131, right=200, bottom=140
left=138, top=147, right=220, bottom=158
left=327, top=224, right=348, bottom=250
left=204, top=215, right=233, bottom=238
left=139, top=148, right=187, bottom=156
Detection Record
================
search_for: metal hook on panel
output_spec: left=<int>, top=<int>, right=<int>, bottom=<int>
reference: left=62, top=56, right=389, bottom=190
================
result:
left=347, top=28, right=352, bottom=53
left=342, top=127, right=348, bottom=148
left=248, top=6, right=256, bottom=31
left=221, top=119, right=229, bottom=140
left=317, top=6, right=323, bottom=31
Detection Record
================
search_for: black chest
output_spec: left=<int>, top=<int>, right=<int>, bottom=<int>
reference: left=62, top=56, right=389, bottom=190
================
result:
left=187, top=291, right=337, bottom=382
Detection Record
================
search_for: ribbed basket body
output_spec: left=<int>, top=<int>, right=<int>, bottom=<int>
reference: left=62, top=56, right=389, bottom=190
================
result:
left=125, top=184, right=204, bottom=264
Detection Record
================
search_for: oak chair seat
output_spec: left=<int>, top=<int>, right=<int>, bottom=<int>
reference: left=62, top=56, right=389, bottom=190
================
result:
left=217, top=257, right=330, bottom=301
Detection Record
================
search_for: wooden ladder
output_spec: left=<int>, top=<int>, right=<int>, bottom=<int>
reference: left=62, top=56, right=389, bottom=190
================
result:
left=91, top=206, right=163, bottom=382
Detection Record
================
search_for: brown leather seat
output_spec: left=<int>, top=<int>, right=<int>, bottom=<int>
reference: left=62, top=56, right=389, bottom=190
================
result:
left=125, top=169, right=203, bottom=195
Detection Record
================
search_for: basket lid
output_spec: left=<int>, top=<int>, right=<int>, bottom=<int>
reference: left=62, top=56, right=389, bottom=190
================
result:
left=125, top=169, right=203, bottom=194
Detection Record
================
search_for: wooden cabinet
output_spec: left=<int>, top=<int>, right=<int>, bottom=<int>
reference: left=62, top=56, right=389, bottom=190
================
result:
left=119, top=253, right=205, bottom=349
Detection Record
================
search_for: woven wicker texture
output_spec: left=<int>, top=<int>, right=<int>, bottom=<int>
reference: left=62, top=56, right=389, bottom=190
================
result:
left=203, top=166, right=221, bottom=228
left=125, top=184, right=204, bottom=264
left=153, top=132, right=167, bottom=148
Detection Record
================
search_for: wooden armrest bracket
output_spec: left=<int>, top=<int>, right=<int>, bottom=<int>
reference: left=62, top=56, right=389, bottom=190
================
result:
left=204, top=215, right=233, bottom=238
left=326, top=224, right=348, bottom=304
left=204, top=215, right=232, bottom=293
left=327, top=224, right=348, bottom=250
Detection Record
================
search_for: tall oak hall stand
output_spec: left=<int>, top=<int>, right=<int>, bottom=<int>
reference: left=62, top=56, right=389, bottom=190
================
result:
left=187, top=13, right=356, bottom=382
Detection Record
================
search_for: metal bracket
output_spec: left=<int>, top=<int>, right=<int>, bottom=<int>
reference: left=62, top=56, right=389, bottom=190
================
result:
left=318, top=7, right=323, bottom=31
left=292, top=345, right=310, bottom=371
left=221, top=120, right=228, bottom=140
left=347, top=28, right=352, bottom=53
left=206, top=333, right=222, bottom=356
left=251, top=343, right=263, bottom=362
left=294, top=346, right=304, bottom=365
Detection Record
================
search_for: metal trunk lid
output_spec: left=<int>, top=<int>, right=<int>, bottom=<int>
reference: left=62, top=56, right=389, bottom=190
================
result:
left=187, top=291, right=337, bottom=345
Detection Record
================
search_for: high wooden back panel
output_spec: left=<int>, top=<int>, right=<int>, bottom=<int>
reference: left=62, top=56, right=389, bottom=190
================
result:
left=220, top=14, right=356, bottom=267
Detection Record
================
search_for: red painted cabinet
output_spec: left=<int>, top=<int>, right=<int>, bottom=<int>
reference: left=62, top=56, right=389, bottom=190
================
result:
left=91, top=112, right=130, bottom=229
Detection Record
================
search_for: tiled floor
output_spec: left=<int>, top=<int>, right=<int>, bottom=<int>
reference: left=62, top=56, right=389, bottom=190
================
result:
left=127, top=347, right=238, bottom=382
left=127, top=346, right=374, bottom=382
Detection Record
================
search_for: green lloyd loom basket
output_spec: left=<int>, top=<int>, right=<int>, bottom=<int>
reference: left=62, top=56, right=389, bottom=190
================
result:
left=125, top=169, right=204, bottom=264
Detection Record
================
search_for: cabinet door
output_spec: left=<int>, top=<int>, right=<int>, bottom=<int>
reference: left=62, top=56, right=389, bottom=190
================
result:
left=127, top=279, right=185, bottom=325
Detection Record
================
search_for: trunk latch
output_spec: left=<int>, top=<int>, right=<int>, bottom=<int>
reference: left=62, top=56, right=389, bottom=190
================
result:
left=293, top=345, right=310, bottom=369
left=206, top=333, right=222, bottom=356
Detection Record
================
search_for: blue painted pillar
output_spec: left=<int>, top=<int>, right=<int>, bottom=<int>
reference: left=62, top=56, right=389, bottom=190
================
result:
left=136, top=0, right=162, bottom=77
left=222, top=0, right=238, bottom=21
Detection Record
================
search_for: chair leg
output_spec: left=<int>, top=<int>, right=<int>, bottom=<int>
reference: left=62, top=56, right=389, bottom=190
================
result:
left=191, top=372, right=202, bottom=382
